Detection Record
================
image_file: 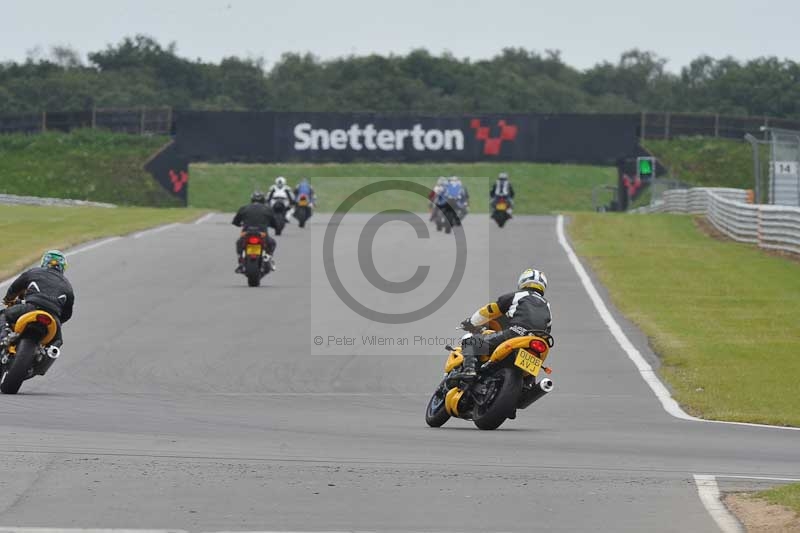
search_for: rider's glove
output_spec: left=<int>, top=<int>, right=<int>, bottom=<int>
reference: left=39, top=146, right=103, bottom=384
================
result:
left=3, top=297, right=15, bottom=307
left=459, top=318, right=478, bottom=333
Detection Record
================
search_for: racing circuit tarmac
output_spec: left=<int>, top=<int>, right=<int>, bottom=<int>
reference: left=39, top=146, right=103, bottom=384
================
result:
left=0, top=213, right=797, bottom=532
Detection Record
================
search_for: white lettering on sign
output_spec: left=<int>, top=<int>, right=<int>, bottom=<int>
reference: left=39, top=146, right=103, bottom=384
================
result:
left=293, top=122, right=465, bottom=152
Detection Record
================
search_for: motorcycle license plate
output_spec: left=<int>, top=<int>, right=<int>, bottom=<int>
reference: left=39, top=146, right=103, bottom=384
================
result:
left=497, top=203, right=507, bottom=211
left=514, top=348, right=542, bottom=376
left=245, top=244, right=262, bottom=255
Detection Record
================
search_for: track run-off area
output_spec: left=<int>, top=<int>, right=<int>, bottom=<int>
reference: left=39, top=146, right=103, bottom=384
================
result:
left=0, top=212, right=797, bottom=533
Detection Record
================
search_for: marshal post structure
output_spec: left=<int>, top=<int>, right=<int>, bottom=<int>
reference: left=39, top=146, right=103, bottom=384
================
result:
left=145, top=111, right=642, bottom=204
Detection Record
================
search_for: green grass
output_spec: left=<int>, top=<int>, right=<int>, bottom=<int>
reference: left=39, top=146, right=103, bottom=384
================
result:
left=756, top=483, right=800, bottom=514
left=567, top=213, right=800, bottom=426
left=0, top=205, right=207, bottom=279
left=644, top=136, right=769, bottom=190
left=189, top=162, right=617, bottom=213
left=0, top=129, right=177, bottom=206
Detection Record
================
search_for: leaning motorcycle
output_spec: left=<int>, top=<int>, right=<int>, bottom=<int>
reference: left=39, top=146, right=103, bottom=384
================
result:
left=293, top=194, right=313, bottom=228
left=425, top=324, right=555, bottom=430
left=0, top=302, right=61, bottom=394
left=239, top=229, right=273, bottom=287
left=491, top=197, right=511, bottom=228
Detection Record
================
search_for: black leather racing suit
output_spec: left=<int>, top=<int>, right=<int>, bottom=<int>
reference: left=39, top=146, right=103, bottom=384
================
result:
left=490, top=180, right=515, bottom=209
left=232, top=202, right=279, bottom=258
left=461, top=289, right=551, bottom=372
left=2, top=267, right=75, bottom=347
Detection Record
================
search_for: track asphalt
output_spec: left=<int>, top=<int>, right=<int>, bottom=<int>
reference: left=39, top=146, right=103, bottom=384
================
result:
left=0, top=213, right=796, bottom=532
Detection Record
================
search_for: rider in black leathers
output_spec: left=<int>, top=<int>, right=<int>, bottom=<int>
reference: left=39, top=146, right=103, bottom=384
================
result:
left=232, top=192, right=279, bottom=272
left=1, top=250, right=74, bottom=348
left=456, top=268, right=551, bottom=380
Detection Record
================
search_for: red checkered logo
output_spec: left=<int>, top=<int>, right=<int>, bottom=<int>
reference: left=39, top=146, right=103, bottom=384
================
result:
left=169, top=169, right=188, bottom=193
left=470, top=119, right=518, bottom=156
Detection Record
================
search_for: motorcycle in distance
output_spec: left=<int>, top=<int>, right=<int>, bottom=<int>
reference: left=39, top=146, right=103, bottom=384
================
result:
left=238, top=228, right=273, bottom=287
left=293, top=193, right=313, bottom=228
left=0, top=300, right=61, bottom=394
left=425, top=322, right=555, bottom=430
left=491, top=196, right=512, bottom=228
left=269, top=198, right=290, bottom=235
left=432, top=200, right=466, bottom=234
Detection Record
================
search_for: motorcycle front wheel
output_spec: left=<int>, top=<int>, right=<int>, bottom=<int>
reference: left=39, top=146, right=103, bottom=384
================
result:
left=425, top=380, right=451, bottom=427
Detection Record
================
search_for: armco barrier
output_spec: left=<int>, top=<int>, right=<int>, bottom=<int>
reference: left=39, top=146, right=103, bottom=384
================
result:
left=632, top=188, right=800, bottom=255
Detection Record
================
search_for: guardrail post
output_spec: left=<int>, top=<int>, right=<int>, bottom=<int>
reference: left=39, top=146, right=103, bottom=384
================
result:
left=664, top=112, right=670, bottom=140
left=140, top=106, right=145, bottom=135
left=41, top=111, right=46, bottom=133
left=714, top=114, right=719, bottom=137
left=91, top=107, right=97, bottom=129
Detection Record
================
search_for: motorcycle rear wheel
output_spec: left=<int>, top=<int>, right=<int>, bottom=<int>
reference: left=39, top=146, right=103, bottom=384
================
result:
left=472, top=367, right=522, bottom=430
left=1, top=338, right=37, bottom=394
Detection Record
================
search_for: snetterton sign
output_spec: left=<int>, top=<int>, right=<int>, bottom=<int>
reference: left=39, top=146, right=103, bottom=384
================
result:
left=293, top=122, right=465, bottom=152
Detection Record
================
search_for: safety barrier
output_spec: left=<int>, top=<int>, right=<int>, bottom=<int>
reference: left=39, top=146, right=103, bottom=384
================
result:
left=631, top=188, right=800, bottom=255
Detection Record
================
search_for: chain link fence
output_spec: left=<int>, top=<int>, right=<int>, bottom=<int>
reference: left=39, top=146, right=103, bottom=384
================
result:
left=0, top=107, right=173, bottom=135
left=767, top=128, right=800, bottom=207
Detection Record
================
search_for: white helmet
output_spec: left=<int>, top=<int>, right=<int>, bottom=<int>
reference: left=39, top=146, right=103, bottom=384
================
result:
left=517, top=268, right=547, bottom=294
left=448, top=175, right=459, bottom=183
left=436, top=176, right=447, bottom=186
left=498, top=172, right=509, bottom=181
left=275, top=176, right=287, bottom=187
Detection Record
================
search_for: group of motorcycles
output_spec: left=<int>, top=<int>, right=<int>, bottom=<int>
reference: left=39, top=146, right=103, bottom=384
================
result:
left=429, top=191, right=513, bottom=231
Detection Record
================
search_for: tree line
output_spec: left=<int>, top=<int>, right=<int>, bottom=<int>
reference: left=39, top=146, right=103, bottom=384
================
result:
left=1, top=35, right=798, bottom=119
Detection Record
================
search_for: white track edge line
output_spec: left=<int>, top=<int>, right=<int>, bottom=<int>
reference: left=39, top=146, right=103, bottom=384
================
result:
left=131, top=223, right=181, bottom=239
left=67, top=237, right=123, bottom=256
left=694, top=475, right=745, bottom=533
left=0, top=237, right=122, bottom=291
left=194, top=212, right=216, bottom=225
left=555, top=215, right=800, bottom=432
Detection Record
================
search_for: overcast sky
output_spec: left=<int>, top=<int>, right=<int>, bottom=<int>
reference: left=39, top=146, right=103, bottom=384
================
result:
left=2, top=0, right=797, bottom=72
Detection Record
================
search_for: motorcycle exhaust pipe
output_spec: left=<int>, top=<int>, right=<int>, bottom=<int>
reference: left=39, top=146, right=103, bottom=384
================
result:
left=517, top=378, right=554, bottom=410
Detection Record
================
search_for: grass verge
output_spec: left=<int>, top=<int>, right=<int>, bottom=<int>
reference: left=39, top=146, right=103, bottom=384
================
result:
left=643, top=136, right=769, bottom=190
left=0, top=205, right=207, bottom=279
left=189, top=162, right=616, bottom=214
left=567, top=212, right=800, bottom=426
left=0, top=129, right=177, bottom=206
left=756, top=483, right=800, bottom=515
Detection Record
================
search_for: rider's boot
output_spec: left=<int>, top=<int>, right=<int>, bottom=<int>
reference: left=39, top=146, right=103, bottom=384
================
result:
left=454, top=355, right=477, bottom=382
left=235, top=257, right=244, bottom=274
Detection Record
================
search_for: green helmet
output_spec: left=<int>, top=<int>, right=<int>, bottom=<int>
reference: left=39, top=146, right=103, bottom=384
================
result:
left=41, top=250, right=67, bottom=272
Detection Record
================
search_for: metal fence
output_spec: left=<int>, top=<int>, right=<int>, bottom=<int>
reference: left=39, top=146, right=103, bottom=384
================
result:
left=631, top=187, right=800, bottom=255
left=766, top=128, right=800, bottom=206
left=639, top=112, right=800, bottom=141
left=0, top=107, right=173, bottom=135
left=1, top=109, right=799, bottom=140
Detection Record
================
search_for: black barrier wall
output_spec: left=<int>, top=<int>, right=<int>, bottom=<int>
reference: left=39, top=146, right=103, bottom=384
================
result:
left=147, top=111, right=641, bottom=203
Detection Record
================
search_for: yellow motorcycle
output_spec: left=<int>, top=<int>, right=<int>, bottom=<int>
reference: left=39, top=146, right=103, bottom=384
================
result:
left=0, top=303, right=61, bottom=394
left=425, top=323, right=554, bottom=430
